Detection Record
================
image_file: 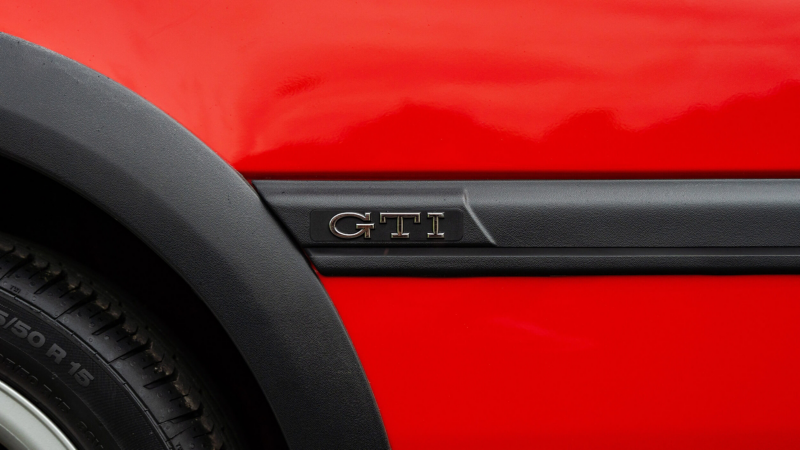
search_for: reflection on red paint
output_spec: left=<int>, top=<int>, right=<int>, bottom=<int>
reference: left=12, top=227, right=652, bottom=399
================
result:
left=2, top=0, right=800, bottom=178
left=240, top=82, right=800, bottom=178
left=325, top=275, right=800, bottom=449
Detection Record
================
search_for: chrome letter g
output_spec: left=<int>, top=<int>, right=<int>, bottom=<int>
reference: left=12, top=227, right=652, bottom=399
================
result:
left=329, top=212, right=375, bottom=239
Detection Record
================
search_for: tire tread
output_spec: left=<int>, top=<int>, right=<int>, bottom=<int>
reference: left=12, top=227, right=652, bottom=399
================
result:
left=0, top=235, right=230, bottom=450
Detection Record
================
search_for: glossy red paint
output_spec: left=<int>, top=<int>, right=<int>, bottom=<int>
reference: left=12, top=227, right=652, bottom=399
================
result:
left=2, top=0, right=800, bottom=179
left=325, top=275, right=800, bottom=449
left=4, top=1, right=800, bottom=449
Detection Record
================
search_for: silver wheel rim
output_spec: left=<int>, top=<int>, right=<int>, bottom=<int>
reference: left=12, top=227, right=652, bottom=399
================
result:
left=0, top=379, right=76, bottom=450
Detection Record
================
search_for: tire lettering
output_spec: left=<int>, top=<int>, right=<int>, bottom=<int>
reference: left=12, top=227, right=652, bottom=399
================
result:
left=74, top=369, right=94, bottom=387
left=3, top=317, right=17, bottom=329
left=27, top=331, right=45, bottom=348
left=0, top=309, right=94, bottom=386
left=45, top=343, right=66, bottom=364
left=68, top=362, right=81, bottom=375
left=11, top=320, right=30, bottom=338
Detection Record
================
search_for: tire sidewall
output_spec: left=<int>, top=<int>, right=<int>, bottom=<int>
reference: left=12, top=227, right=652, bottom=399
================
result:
left=0, top=289, right=167, bottom=450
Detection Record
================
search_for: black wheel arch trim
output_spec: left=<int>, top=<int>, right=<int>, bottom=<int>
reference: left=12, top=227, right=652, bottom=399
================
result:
left=0, top=33, right=389, bottom=450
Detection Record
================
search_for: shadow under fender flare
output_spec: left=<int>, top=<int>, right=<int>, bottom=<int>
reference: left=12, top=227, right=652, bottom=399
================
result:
left=0, top=33, right=389, bottom=450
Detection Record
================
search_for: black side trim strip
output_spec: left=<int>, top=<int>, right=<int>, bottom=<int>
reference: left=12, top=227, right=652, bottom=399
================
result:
left=0, top=34, right=388, bottom=449
left=257, top=179, right=800, bottom=248
left=256, top=180, right=800, bottom=276
left=308, top=247, right=800, bottom=276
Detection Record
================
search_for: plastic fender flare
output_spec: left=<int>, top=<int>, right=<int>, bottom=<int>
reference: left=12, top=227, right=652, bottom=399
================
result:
left=0, top=33, right=389, bottom=450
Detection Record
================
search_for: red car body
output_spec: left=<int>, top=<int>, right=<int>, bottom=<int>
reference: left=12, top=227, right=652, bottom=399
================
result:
left=3, top=1, right=800, bottom=448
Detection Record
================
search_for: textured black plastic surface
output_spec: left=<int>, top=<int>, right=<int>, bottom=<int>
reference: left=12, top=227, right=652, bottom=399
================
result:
left=257, top=180, right=800, bottom=276
left=308, top=247, right=800, bottom=276
left=0, top=34, right=388, bottom=450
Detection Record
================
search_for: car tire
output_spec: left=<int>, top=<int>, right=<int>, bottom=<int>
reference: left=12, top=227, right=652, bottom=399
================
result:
left=0, top=232, right=240, bottom=450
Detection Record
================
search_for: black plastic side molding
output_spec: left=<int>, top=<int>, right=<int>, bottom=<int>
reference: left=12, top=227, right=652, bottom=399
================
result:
left=0, top=34, right=389, bottom=449
left=257, top=180, right=800, bottom=276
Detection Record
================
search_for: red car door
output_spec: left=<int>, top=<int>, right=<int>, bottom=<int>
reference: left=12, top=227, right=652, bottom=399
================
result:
left=2, top=1, right=800, bottom=448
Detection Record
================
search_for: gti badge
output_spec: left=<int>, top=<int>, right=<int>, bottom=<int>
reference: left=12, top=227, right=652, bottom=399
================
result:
left=329, top=212, right=446, bottom=239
